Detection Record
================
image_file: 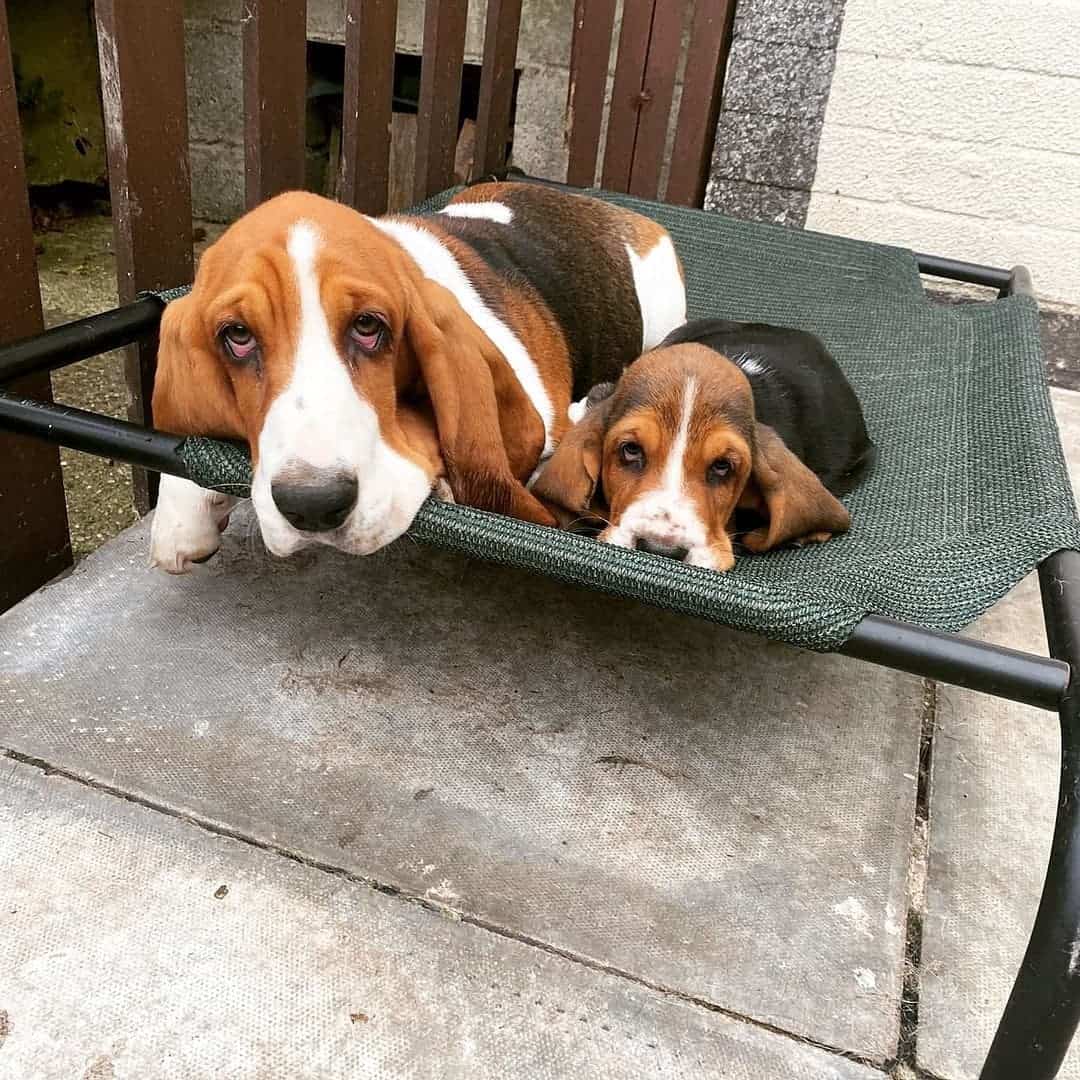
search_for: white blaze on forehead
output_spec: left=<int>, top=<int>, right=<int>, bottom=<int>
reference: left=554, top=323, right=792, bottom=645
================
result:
left=662, top=375, right=697, bottom=496
left=258, top=220, right=373, bottom=471
left=249, top=220, right=431, bottom=559
left=602, top=374, right=714, bottom=565
left=439, top=202, right=513, bottom=224
left=371, top=216, right=555, bottom=454
left=626, top=236, right=686, bottom=351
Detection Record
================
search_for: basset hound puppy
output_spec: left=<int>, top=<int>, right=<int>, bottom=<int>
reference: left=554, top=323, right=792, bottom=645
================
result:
left=532, top=318, right=875, bottom=571
left=149, top=183, right=686, bottom=572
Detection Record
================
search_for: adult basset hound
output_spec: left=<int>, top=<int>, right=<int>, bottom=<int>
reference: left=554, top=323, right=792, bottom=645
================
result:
left=533, top=318, right=875, bottom=571
left=149, top=182, right=686, bottom=572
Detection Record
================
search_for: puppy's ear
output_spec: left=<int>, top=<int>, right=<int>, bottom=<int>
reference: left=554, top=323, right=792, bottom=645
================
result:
left=151, top=294, right=245, bottom=439
left=406, top=279, right=555, bottom=527
left=531, top=394, right=613, bottom=528
left=740, top=423, right=850, bottom=551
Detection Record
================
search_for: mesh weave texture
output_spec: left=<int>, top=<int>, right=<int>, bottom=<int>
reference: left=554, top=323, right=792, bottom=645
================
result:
left=167, top=189, right=1080, bottom=650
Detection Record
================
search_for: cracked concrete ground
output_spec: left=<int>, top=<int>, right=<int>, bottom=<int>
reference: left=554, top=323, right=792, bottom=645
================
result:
left=4, top=219, right=1080, bottom=1077
left=1, top=385, right=1078, bottom=1078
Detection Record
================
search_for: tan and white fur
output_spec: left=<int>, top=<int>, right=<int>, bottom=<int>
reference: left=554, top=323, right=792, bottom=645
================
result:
left=149, top=183, right=686, bottom=572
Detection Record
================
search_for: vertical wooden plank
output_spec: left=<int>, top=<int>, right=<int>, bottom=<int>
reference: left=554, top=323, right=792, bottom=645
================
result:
left=473, top=0, right=522, bottom=179
left=0, top=2, right=72, bottom=609
left=340, top=0, right=398, bottom=214
left=627, top=0, right=688, bottom=199
left=242, top=0, right=308, bottom=208
left=666, top=0, right=736, bottom=207
left=599, top=0, right=655, bottom=192
left=414, top=0, right=468, bottom=201
left=565, top=0, right=616, bottom=188
left=96, top=0, right=194, bottom=511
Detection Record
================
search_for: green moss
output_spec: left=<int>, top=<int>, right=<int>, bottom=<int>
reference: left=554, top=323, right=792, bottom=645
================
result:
left=9, top=0, right=107, bottom=187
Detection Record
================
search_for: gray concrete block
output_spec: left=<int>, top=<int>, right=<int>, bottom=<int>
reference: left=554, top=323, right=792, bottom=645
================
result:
left=917, top=388, right=1080, bottom=1079
left=723, top=39, right=839, bottom=120
left=0, top=506, right=922, bottom=1060
left=185, top=23, right=242, bottom=145
left=307, top=0, right=487, bottom=61
left=704, top=178, right=811, bottom=227
left=184, top=0, right=241, bottom=27
left=733, top=0, right=847, bottom=51
left=189, top=140, right=245, bottom=223
left=0, top=759, right=883, bottom=1080
left=711, top=113, right=823, bottom=189
left=510, top=63, right=570, bottom=181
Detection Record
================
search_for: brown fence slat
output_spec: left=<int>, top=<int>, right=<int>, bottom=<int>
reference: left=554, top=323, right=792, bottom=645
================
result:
left=627, top=0, right=688, bottom=199
left=600, top=0, right=655, bottom=192
left=473, top=0, right=523, bottom=179
left=96, top=0, right=194, bottom=510
left=666, top=0, right=736, bottom=207
left=565, top=0, right=616, bottom=187
left=414, top=0, right=468, bottom=200
left=243, top=0, right=308, bottom=208
left=0, top=3, right=72, bottom=609
left=340, top=0, right=398, bottom=214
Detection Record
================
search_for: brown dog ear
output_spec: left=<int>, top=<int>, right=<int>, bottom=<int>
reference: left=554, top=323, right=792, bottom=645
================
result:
left=151, top=295, right=246, bottom=439
left=406, top=279, right=555, bottom=527
left=740, top=423, right=851, bottom=552
left=531, top=394, right=613, bottom=528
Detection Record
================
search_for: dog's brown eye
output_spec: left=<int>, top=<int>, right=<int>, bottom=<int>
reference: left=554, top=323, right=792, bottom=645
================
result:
left=349, top=312, right=387, bottom=355
left=707, top=458, right=733, bottom=484
left=220, top=323, right=257, bottom=362
left=619, top=441, right=645, bottom=469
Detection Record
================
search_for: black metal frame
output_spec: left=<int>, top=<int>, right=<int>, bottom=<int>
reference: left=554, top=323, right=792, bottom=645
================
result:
left=1, top=251, right=1079, bottom=1079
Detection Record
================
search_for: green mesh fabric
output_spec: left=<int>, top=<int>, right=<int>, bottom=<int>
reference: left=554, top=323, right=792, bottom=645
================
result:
left=169, top=188, right=1080, bottom=650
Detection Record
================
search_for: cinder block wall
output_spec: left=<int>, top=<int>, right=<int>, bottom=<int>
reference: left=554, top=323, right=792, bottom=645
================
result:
left=805, top=0, right=1080, bottom=306
left=184, top=0, right=577, bottom=222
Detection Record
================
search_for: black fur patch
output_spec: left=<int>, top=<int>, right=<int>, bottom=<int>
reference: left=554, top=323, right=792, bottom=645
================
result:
left=430, top=188, right=645, bottom=397
left=659, top=318, right=875, bottom=495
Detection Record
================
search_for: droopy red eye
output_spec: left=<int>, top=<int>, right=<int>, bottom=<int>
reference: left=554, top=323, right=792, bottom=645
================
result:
left=220, top=323, right=258, bottom=362
left=348, top=312, right=387, bottom=355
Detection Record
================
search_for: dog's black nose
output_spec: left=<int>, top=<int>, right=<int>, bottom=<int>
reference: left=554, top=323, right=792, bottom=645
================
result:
left=272, top=470, right=358, bottom=533
left=635, top=537, right=690, bottom=561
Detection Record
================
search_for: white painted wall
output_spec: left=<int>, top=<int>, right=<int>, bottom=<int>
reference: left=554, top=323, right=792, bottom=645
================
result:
left=806, top=0, right=1080, bottom=306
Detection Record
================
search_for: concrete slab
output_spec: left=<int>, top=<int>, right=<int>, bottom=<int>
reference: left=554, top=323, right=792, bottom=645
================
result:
left=0, top=759, right=883, bottom=1080
left=917, top=387, right=1080, bottom=1079
left=0, top=512, right=923, bottom=1060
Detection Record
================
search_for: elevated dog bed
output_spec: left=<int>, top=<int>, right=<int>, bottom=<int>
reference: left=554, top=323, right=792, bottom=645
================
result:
left=162, top=188, right=1080, bottom=652
left=4, top=183, right=1080, bottom=1080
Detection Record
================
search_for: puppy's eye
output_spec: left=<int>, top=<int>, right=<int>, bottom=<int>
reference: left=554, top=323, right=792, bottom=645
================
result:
left=707, top=458, right=733, bottom=485
left=220, top=323, right=258, bottom=362
left=618, top=441, right=645, bottom=469
left=349, top=312, right=387, bottom=355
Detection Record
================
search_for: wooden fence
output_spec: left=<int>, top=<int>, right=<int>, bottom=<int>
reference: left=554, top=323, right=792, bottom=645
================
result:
left=0, top=0, right=735, bottom=611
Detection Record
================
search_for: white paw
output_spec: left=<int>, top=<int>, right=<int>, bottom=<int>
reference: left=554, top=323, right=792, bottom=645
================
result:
left=149, top=475, right=239, bottom=574
left=433, top=478, right=456, bottom=504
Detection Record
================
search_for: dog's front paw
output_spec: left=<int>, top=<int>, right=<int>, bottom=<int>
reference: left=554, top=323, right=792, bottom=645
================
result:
left=149, top=476, right=238, bottom=574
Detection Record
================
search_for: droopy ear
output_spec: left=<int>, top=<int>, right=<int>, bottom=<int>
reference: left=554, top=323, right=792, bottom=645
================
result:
left=151, top=295, right=246, bottom=439
left=531, top=394, right=613, bottom=528
left=406, top=279, right=555, bottom=527
left=740, top=423, right=851, bottom=552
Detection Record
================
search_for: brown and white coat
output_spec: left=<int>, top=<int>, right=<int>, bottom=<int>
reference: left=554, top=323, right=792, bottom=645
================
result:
left=149, top=182, right=686, bottom=572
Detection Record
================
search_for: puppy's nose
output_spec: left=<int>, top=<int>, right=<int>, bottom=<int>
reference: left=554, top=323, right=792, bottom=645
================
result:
left=635, top=537, right=690, bottom=561
left=271, top=469, right=358, bottom=532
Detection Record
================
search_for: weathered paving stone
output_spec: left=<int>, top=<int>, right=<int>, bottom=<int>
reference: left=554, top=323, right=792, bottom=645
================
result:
left=0, top=760, right=884, bottom=1080
left=917, top=388, right=1080, bottom=1078
left=0, top=505, right=922, bottom=1060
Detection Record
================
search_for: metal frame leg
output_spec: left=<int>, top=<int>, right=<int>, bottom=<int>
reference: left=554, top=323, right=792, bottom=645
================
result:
left=981, top=550, right=1080, bottom=1079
